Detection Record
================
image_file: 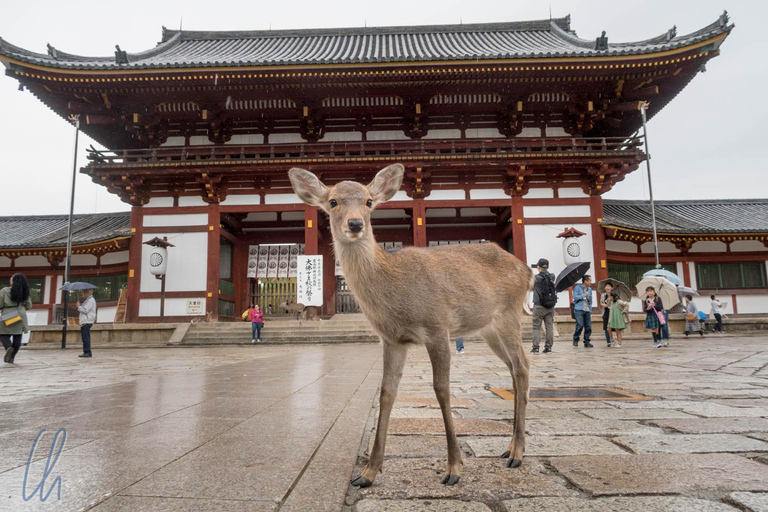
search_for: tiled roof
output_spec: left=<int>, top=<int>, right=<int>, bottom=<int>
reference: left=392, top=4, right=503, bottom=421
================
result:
left=0, top=212, right=131, bottom=249
left=602, top=199, right=768, bottom=234
left=0, top=14, right=733, bottom=71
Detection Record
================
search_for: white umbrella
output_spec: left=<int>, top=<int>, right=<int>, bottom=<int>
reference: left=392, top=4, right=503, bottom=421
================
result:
left=635, top=276, right=680, bottom=310
left=677, top=285, right=699, bottom=297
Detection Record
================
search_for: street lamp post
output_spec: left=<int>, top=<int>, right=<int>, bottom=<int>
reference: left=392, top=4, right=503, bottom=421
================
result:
left=61, top=115, right=80, bottom=349
left=639, top=102, right=661, bottom=269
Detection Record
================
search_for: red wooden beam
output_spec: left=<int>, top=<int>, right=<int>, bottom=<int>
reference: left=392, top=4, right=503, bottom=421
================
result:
left=206, top=204, right=221, bottom=320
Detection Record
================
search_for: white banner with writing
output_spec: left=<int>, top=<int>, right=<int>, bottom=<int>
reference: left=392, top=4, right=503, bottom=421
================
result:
left=297, top=255, right=323, bottom=306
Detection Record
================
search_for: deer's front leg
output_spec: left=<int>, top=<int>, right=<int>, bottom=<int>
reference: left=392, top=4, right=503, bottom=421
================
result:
left=351, top=340, right=407, bottom=488
left=425, top=334, right=462, bottom=485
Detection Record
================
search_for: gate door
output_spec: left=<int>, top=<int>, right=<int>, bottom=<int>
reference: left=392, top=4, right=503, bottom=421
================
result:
left=335, top=277, right=361, bottom=313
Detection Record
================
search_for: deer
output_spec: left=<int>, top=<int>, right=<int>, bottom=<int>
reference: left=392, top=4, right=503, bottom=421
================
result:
left=289, top=164, right=533, bottom=487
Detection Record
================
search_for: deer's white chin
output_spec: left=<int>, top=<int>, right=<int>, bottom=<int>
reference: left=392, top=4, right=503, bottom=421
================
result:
left=344, top=231, right=364, bottom=239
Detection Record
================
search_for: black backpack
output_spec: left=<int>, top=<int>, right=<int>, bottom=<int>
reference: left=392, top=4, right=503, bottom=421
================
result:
left=538, top=272, right=558, bottom=308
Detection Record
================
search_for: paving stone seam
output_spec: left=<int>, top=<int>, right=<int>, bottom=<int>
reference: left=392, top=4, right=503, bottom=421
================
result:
left=716, top=351, right=764, bottom=373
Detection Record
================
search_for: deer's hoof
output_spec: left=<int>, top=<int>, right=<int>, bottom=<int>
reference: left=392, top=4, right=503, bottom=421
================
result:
left=500, top=450, right=510, bottom=458
left=350, top=476, right=372, bottom=488
left=441, top=474, right=460, bottom=486
left=507, top=458, right=523, bottom=469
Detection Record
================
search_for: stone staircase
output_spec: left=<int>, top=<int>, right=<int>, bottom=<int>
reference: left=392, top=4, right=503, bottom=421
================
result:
left=181, top=314, right=538, bottom=345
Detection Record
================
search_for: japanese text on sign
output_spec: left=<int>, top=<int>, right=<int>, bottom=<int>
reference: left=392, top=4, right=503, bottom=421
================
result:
left=296, top=255, right=323, bottom=306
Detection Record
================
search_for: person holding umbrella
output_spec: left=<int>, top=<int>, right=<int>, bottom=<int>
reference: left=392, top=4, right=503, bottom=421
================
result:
left=642, top=287, right=665, bottom=348
left=600, top=281, right=614, bottom=347
left=76, top=288, right=97, bottom=358
left=572, top=275, right=593, bottom=348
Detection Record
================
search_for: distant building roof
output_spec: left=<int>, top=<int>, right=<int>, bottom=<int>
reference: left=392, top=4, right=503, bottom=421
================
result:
left=0, top=212, right=131, bottom=250
left=602, top=199, right=768, bottom=234
left=0, top=14, right=733, bottom=71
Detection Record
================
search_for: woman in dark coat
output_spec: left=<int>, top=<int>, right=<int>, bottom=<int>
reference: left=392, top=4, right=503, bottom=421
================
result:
left=0, top=273, right=32, bottom=365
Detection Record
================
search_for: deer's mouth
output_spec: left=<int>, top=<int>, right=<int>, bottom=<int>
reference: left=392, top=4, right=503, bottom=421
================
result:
left=344, top=230, right=364, bottom=239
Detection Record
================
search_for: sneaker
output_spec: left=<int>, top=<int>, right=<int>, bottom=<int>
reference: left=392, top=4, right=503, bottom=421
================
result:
left=251, top=338, right=256, bottom=344
left=572, top=341, right=578, bottom=347
left=543, top=347, right=552, bottom=354
left=584, top=343, right=594, bottom=348
left=607, top=342, right=612, bottom=348
left=457, top=348, right=465, bottom=355
left=257, top=338, right=261, bottom=343
left=3, top=347, right=12, bottom=363
left=653, top=342, right=662, bottom=348
left=531, top=347, right=539, bottom=354
left=78, top=353, right=92, bottom=358
left=663, top=342, right=670, bottom=347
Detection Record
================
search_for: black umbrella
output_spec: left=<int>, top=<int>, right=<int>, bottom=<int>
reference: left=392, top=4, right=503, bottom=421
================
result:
left=58, top=282, right=98, bottom=291
left=555, top=262, right=591, bottom=292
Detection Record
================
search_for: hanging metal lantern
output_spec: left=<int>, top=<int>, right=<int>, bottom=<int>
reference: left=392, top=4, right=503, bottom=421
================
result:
left=557, top=227, right=587, bottom=266
left=143, top=237, right=175, bottom=276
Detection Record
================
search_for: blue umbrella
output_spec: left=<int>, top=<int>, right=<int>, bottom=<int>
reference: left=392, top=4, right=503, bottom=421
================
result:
left=642, top=269, right=681, bottom=285
left=58, top=282, right=98, bottom=291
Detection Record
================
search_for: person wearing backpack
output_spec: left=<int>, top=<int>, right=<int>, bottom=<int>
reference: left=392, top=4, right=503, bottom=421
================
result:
left=572, top=275, right=594, bottom=348
left=531, top=258, right=557, bottom=354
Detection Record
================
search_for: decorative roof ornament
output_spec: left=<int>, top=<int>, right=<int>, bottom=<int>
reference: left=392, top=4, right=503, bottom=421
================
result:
left=114, top=45, right=129, bottom=65
left=720, top=10, right=729, bottom=28
left=666, top=26, right=677, bottom=42
left=595, top=31, right=608, bottom=51
left=46, top=43, right=58, bottom=59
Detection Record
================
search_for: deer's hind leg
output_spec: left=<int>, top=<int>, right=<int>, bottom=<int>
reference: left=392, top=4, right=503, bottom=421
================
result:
left=481, top=315, right=530, bottom=469
left=351, top=340, right=407, bottom=488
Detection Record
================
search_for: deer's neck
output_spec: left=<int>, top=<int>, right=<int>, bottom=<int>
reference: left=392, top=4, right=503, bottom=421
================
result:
left=335, top=237, right=394, bottom=297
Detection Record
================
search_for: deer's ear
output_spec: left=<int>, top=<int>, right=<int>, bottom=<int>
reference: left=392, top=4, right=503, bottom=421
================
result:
left=288, top=168, right=329, bottom=209
left=368, top=164, right=404, bottom=206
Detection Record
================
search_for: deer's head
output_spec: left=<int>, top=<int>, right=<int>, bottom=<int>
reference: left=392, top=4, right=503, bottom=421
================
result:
left=288, top=164, right=404, bottom=245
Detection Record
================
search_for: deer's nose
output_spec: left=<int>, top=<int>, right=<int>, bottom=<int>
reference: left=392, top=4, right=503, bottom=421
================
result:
left=348, top=219, right=364, bottom=233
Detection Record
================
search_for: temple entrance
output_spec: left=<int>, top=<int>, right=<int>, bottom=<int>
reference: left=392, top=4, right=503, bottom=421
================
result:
left=249, top=278, right=298, bottom=315
left=335, top=277, right=361, bottom=313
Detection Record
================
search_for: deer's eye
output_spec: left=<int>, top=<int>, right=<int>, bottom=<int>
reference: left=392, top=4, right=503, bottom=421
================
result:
left=329, top=199, right=338, bottom=208
left=366, top=199, right=373, bottom=208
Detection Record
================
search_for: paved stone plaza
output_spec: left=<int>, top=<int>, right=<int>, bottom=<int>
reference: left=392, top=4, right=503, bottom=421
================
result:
left=1, top=335, right=768, bottom=511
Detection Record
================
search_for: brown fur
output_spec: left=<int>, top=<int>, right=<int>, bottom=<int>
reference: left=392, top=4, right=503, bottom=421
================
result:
left=289, top=164, right=533, bottom=487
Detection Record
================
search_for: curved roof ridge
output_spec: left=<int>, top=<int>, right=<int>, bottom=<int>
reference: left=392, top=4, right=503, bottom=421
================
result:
left=0, top=211, right=130, bottom=222
left=603, top=198, right=768, bottom=205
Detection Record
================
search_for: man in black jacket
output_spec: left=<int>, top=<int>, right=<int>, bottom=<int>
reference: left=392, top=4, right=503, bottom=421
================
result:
left=531, top=258, right=555, bottom=354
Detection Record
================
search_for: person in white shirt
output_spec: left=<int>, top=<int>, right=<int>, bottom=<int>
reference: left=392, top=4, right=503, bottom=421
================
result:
left=76, top=289, right=97, bottom=358
left=710, top=295, right=724, bottom=333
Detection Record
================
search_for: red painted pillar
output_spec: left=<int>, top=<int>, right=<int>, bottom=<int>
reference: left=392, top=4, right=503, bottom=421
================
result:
left=412, top=199, right=427, bottom=247
left=126, top=205, right=143, bottom=323
left=206, top=204, right=221, bottom=320
left=681, top=261, right=692, bottom=287
left=590, top=195, right=609, bottom=283
left=511, top=196, right=527, bottom=263
left=233, top=240, right=249, bottom=313
left=304, top=206, right=319, bottom=255
left=320, top=231, right=336, bottom=316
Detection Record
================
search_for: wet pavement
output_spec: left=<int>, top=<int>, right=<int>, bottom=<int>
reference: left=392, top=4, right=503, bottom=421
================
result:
left=1, top=334, right=767, bottom=511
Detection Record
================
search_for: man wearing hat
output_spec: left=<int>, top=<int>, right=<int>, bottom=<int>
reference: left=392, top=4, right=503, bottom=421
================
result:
left=531, top=258, right=556, bottom=354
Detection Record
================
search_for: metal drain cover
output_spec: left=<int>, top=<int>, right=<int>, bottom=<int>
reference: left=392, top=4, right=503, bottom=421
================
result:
left=489, top=387, right=651, bottom=401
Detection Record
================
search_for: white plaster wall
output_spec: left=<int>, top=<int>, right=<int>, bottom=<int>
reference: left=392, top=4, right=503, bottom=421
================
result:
left=372, top=209, right=408, bottom=219
left=524, top=223, right=596, bottom=308
left=245, top=212, right=277, bottom=222
left=0, top=256, right=10, bottom=268
left=733, top=294, right=768, bottom=314
left=688, top=262, right=697, bottom=289
left=26, top=309, right=49, bottom=326
left=519, top=127, right=541, bottom=137
left=676, top=262, right=685, bottom=282
left=524, top=205, right=591, bottom=219
left=470, top=189, right=508, bottom=200
left=145, top=197, right=174, bottom=208
left=143, top=214, right=208, bottom=227
left=322, top=131, right=363, bottom=142
left=689, top=241, right=728, bottom=253
left=606, top=240, right=637, bottom=253
left=141, top=233, right=207, bottom=293
left=545, top=126, right=568, bottom=136
left=367, top=130, right=409, bottom=141
left=425, top=190, right=464, bottom=201
left=466, top=128, right=502, bottom=138
left=97, top=306, right=116, bottom=323
left=101, top=251, right=130, bottom=265
left=161, top=136, right=186, bottom=147
left=265, top=193, right=301, bottom=205
left=282, top=212, right=305, bottom=221
left=391, top=191, right=411, bottom=202
left=189, top=136, right=214, bottom=146
left=44, top=276, right=52, bottom=304
left=426, top=208, right=455, bottom=218
left=525, top=189, right=554, bottom=199
left=139, top=297, right=207, bottom=317
left=178, top=196, right=208, bottom=207
left=270, top=133, right=305, bottom=144
left=731, top=241, right=768, bottom=252
left=423, top=129, right=462, bottom=139
left=220, top=194, right=261, bottom=206
left=558, top=188, right=589, bottom=198
left=228, top=134, right=265, bottom=144
left=14, top=256, right=49, bottom=267
left=640, top=241, right=678, bottom=254
left=462, top=208, right=493, bottom=217
left=55, top=276, right=63, bottom=304
left=71, top=254, right=98, bottom=266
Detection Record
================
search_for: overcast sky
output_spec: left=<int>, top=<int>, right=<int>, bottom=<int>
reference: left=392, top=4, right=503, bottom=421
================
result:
left=0, top=0, right=764, bottom=216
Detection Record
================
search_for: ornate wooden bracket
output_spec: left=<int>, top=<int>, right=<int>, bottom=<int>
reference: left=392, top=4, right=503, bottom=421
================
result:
left=198, top=173, right=228, bottom=204
left=673, top=239, right=695, bottom=254
left=498, top=102, right=524, bottom=138
left=404, top=100, right=427, bottom=139
left=504, top=165, right=532, bottom=196
left=404, top=167, right=432, bottom=199
left=124, top=111, right=169, bottom=147
left=582, top=164, right=619, bottom=195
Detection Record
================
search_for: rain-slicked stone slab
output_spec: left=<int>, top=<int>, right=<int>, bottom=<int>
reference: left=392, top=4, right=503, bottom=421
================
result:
left=356, top=458, right=577, bottom=501
left=728, top=492, right=768, bottom=512
left=395, top=396, right=475, bottom=408
left=525, top=419, right=663, bottom=436
left=388, top=418, right=512, bottom=436
left=502, top=496, right=738, bottom=511
left=458, top=407, right=588, bottom=420
left=390, top=408, right=449, bottom=419
left=366, top=435, right=472, bottom=459
left=465, top=435, right=628, bottom=457
left=613, top=434, right=768, bottom=453
left=354, top=499, right=492, bottom=511
left=649, top=418, right=768, bottom=434
left=611, top=400, right=768, bottom=417
left=551, top=454, right=768, bottom=496
left=92, top=496, right=278, bottom=511
left=579, top=408, right=698, bottom=420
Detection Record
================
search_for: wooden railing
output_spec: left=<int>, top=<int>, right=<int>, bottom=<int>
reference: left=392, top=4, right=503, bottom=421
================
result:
left=85, top=136, right=644, bottom=166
